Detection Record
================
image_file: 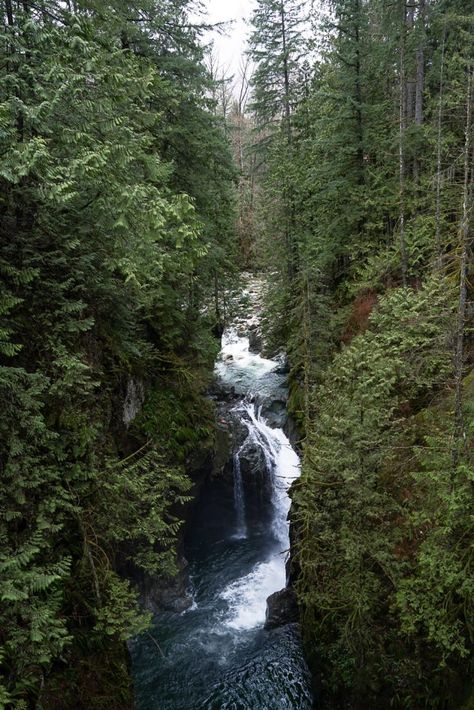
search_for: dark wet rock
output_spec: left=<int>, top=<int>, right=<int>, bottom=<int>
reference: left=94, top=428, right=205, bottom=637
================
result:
left=273, top=352, right=289, bottom=374
left=284, top=414, right=300, bottom=447
left=237, top=445, right=273, bottom=524
left=141, top=557, right=193, bottom=613
left=265, top=587, right=299, bottom=629
left=238, top=442, right=266, bottom=482
left=261, top=399, right=288, bottom=429
left=208, top=380, right=238, bottom=403
left=212, top=418, right=233, bottom=478
left=212, top=321, right=225, bottom=338
left=248, top=325, right=263, bottom=354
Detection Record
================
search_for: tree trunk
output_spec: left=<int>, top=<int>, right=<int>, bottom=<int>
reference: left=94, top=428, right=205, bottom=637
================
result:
left=302, top=270, right=312, bottom=425
left=414, top=0, right=425, bottom=126
left=280, top=1, right=292, bottom=145
left=413, top=0, right=425, bottom=183
left=405, top=2, right=415, bottom=123
left=5, top=0, right=14, bottom=25
left=399, top=0, right=408, bottom=286
left=280, top=1, right=297, bottom=280
left=452, top=65, right=473, bottom=469
left=434, top=20, right=447, bottom=268
left=214, top=273, right=221, bottom=326
left=354, top=0, right=364, bottom=183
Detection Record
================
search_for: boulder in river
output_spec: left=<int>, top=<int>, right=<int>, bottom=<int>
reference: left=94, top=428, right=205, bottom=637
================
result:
left=265, top=587, right=299, bottom=629
left=248, top=325, right=263, bottom=353
left=261, top=398, right=288, bottom=429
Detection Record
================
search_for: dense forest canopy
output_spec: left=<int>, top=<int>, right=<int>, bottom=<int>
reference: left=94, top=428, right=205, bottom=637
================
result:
left=0, top=0, right=237, bottom=706
left=1, top=0, right=473, bottom=707
left=245, top=0, right=474, bottom=706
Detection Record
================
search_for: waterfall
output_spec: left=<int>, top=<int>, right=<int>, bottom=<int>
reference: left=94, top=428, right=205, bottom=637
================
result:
left=233, top=402, right=299, bottom=546
left=232, top=453, right=247, bottom=539
left=221, top=401, right=300, bottom=630
left=239, top=403, right=299, bottom=548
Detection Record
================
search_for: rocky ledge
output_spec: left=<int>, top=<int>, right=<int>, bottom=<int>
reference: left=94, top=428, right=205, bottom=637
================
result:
left=265, top=587, right=300, bottom=630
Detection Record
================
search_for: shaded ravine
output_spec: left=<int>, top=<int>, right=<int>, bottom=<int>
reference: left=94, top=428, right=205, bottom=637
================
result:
left=130, top=302, right=313, bottom=709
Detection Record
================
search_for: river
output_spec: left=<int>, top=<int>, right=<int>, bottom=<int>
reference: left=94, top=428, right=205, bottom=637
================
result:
left=130, top=291, right=313, bottom=709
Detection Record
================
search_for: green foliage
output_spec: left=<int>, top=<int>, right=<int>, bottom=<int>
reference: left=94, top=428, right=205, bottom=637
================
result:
left=141, top=383, right=215, bottom=465
left=99, top=447, right=193, bottom=576
left=293, top=278, right=474, bottom=705
left=249, top=0, right=309, bottom=130
left=0, top=0, right=237, bottom=704
left=248, top=2, right=474, bottom=701
left=94, top=574, right=152, bottom=641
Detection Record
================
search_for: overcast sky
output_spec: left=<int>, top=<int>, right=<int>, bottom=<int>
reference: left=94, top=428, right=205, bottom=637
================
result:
left=203, top=0, right=256, bottom=79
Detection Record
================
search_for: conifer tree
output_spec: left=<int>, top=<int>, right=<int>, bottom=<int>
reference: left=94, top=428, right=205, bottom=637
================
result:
left=245, top=0, right=474, bottom=705
left=0, top=0, right=237, bottom=704
left=249, top=0, right=308, bottom=136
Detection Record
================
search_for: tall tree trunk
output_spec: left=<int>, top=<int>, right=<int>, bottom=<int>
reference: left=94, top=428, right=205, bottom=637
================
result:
left=353, top=0, right=364, bottom=183
left=5, top=0, right=14, bottom=25
left=414, top=0, right=425, bottom=126
left=405, top=2, right=415, bottom=123
left=452, top=65, right=473, bottom=469
left=399, top=0, right=408, bottom=286
left=280, top=1, right=297, bottom=279
left=280, top=0, right=292, bottom=146
left=236, top=70, right=247, bottom=259
left=214, top=273, right=221, bottom=326
left=434, top=20, right=447, bottom=268
left=413, top=0, right=425, bottom=183
left=302, top=269, right=312, bottom=425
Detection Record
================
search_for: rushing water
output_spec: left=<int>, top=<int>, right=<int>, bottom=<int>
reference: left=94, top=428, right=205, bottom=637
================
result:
left=232, top=452, right=247, bottom=540
left=131, top=321, right=313, bottom=709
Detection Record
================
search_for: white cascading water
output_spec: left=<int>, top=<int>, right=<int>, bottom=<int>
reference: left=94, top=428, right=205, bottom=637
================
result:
left=214, top=329, right=277, bottom=395
left=232, top=452, right=247, bottom=540
left=216, top=327, right=301, bottom=631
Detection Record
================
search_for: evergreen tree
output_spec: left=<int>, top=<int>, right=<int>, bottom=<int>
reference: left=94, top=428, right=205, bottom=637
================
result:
left=249, top=0, right=309, bottom=137
left=246, top=0, right=474, bottom=705
left=0, top=0, right=237, bottom=705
